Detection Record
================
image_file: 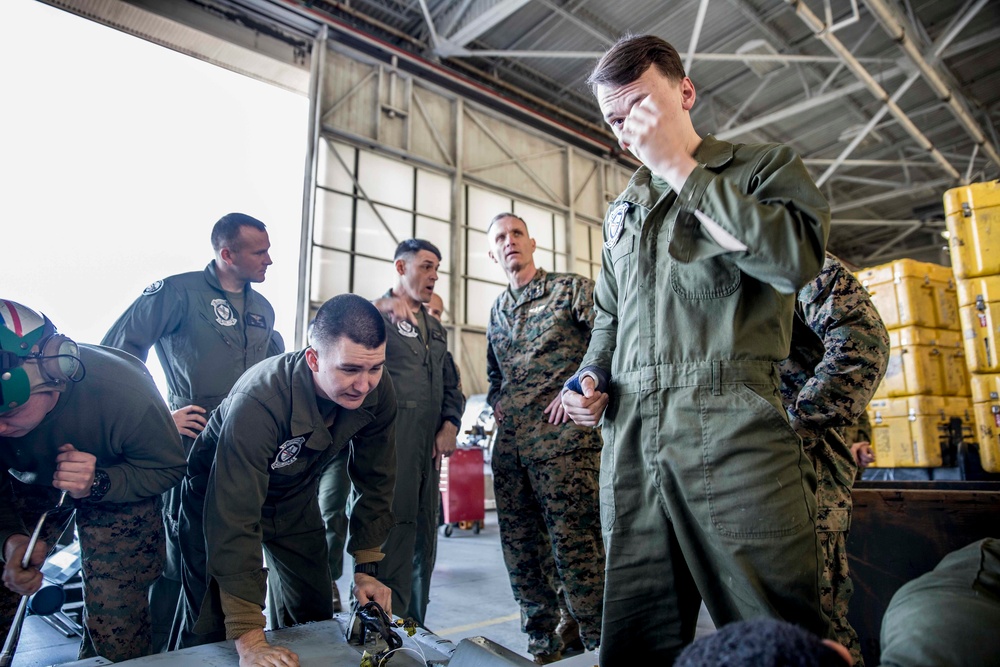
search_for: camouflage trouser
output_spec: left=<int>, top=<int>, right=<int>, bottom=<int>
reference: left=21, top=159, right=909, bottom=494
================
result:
left=0, top=482, right=164, bottom=663
left=492, top=447, right=604, bottom=656
left=818, top=526, right=863, bottom=667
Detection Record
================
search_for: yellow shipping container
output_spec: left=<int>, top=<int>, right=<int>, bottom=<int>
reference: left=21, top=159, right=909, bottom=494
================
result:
left=943, top=180, right=1000, bottom=279
left=857, top=259, right=959, bottom=331
left=970, top=372, right=1000, bottom=404
left=957, top=275, right=1000, bottom=373
left=969, top=373, right=1000, bottom=473
left=868, top=396, right=972, bottom=468
left=873, top=327, right=969, bottom=398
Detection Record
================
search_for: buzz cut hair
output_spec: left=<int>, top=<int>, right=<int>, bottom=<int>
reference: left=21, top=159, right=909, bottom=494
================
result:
left=486, top=212, right=529, bottom=236
left=586, top=33, right=686, bottom=96
left=211, top=213, right=267, bottom=252
left=394, top=238, right=441, bottom=262
left=674, top=618, right=847, bottom=667
left=310, top=294, right=386, bottom=350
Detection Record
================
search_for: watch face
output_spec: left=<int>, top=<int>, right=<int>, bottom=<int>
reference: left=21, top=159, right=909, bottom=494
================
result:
left=90, top=470, right=111, bottom=500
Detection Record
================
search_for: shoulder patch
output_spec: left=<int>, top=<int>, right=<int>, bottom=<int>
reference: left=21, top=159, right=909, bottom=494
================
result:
left=142, top=280, right=164, bottom=295
left=605, top=202, right=630, bottom=249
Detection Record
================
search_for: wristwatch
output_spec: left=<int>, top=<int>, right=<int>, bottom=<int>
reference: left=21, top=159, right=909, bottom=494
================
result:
left=354, top=562, right=379, bottom=578
left=89, top=469, right=111, bottom=501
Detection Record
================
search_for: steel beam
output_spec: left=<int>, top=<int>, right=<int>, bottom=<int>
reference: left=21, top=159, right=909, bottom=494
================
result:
left=784, top=0, right=960, bottom=179
left=447, top=0, right=532, bottom=47
left=685, top=0, right=712, bottom=75
left=861, top=0, right=1000, bottom=169
left=829, top=178, right=954, bottom=213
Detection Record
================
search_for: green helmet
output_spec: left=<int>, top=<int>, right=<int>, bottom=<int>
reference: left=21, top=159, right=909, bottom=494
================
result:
left=0, top=299, right=82, bottom=413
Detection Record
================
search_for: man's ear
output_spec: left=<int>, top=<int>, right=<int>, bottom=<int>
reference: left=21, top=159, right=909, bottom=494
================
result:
left=305, top=347, right=319, bottom=372
left=219, top=247, right=234, bottom=266
left=488, top=249, right=497, bottom=264
left=394, top=258, right=406, bottom=276
left=680, top=76, right=697, bottom=111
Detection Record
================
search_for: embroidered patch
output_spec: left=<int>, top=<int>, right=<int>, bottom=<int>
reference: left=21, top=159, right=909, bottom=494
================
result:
left=211, top=298, right=237, bottom=327
left=604, top=202, right=630, bottom=249
left=271, top=436, right=305, bottom=470
left=246, top=313, right=266, bottom=329
left=397, top=320, right=419, bottom=338
left=142, top=280, right=164, bottom=295
left=528, top=305, right=545, bottom=314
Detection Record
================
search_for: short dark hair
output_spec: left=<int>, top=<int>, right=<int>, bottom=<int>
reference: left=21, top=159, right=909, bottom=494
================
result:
left=587, top=34, right=686, bottom=95
left=675, top=619, right=847, bottom=667
left=310, top=294, right=386, bottom=350
left=211, top=213, right=267, bottom=252
left=486, top=212, right=529, bottom=236
left=393, top=238, right=441, bottom=261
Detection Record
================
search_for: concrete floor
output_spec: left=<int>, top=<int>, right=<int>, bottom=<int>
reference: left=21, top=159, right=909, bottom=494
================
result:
left=11, top=509, right=715, bottom=665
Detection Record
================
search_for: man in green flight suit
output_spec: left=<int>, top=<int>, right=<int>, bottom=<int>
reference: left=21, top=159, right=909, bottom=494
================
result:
left=174, top=294, right=396, bottom=667
left=778, top=252, right=891, bottom=666
left=0, top=299, right=187, bottom=662
left=561, top=35, right=833, bottom=664
left=101, top=212, right=284, bottom=651
left=373, top=239, right=465, bottom=625
left=486, top=213, right=604, bottom=664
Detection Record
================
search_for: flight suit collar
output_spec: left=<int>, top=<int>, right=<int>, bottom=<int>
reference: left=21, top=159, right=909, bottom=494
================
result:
left=616, top=135, right=736, bottom=209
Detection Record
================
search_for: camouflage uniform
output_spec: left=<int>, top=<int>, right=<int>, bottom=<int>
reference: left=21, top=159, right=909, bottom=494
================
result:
left=0, top=345, right=185, bottom=662
left=487, top=268, right=604, bottom=656
left=778, top=252, right=891, bottom=667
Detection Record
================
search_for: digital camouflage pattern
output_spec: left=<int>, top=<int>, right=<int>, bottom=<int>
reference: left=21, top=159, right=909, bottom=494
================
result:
left=487, top=268, right=604, bottom=655
left=492, top=447, right=603, bottom=655
left=778, top=252, right=891, bottom=667
left=0, top=484, right=163, bottom=663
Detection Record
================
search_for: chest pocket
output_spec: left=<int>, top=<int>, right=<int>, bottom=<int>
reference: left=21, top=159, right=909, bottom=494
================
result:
left=268, top=438, right=323, bottom=488
left=525, top=305, right=558, bottom=341
left=669, top=255, right=741, bottom=300
left=428, top=328, right=448, bottom=365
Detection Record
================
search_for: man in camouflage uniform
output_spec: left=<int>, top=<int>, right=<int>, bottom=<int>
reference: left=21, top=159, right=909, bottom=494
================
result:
left=1, top=299, right=186, bottom=662
left=486, top=213, right=604, bottom=664
left=778, top=252, right=891, bottom=666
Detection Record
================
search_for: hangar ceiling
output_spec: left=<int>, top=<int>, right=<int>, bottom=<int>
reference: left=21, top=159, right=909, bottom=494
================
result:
left=45, top=0, right=1000, bottom=269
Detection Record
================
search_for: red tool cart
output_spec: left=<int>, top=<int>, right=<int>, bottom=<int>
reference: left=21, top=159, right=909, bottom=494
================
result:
left=440, top=446, right=485, bottom=536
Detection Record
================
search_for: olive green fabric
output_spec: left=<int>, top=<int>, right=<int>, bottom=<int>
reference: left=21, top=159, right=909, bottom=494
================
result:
left=101, top=261, right=283, bottom=413
left=174, top=350, right=396, bottom=645
left=0, top=345, right=184, bottom=661
left=578, top=136, right=832, bottom=664
left=377, top=290, right=465, bottom=624
left=880, top=538, right=1000, bottom=667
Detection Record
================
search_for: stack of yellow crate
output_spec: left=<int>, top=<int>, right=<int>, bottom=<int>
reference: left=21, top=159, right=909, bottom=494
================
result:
left=856, top=259, right=971, bottom=468
left=944, top=180, right=1000, bottom=473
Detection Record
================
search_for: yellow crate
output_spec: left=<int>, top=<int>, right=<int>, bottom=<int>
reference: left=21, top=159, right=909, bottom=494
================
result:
left=874, top=327, right=969, bottom=398
left=956, top=274, right=1000, bottom=308
left=971, top=402, right=1000, bottom=473
left=970, top=372, right=1000, bottom=404
left=856, top=259, right=959, bottom=330
left=868, top=396, right=972, bottom=467
left=959, top=299, right=1000, bottom=373
left=943, top=180, right=1000, bottom=279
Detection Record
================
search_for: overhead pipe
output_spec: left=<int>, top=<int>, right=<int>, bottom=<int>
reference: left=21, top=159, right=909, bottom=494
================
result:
left=861, top=0, right=1000, bottom=169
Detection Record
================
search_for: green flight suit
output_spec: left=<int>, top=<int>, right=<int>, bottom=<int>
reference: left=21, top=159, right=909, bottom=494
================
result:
left=101, top=261, right=283, bottom=650
left=487, top=269, right=605, bottom=655
left=378, top=291, right=465, bottom=624
left=578, top=136, right=832, bottom=664
left=174, top=350, right=397, bottom=646
left=778, top=252, right=891, bottom=666
left=0, top=345, right=186, bottom=662
left=880, top=538, right=1000, bottom=667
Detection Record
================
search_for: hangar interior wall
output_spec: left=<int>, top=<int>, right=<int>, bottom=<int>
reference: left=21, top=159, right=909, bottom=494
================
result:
left=305, top=39, right=633, bottom=396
